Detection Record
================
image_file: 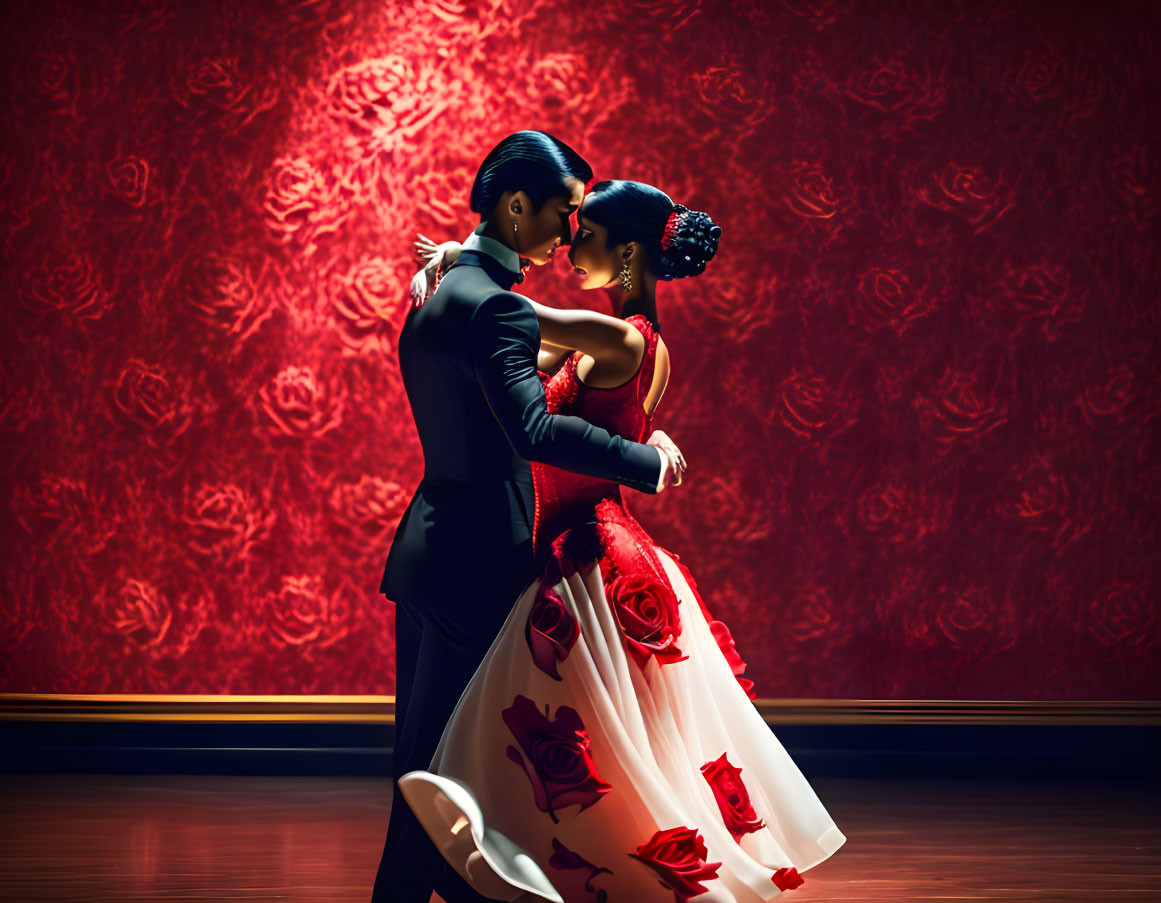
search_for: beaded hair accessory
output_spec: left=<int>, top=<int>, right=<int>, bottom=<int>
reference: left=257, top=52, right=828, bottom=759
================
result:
left=660, top=205, right=687, bottom=250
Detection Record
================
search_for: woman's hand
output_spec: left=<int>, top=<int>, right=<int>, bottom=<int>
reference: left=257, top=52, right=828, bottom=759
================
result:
left=409, top=234, right=463, bottom=309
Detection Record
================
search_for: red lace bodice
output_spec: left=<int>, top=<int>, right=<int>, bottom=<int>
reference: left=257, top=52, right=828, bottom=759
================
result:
left=530, top=314, right=758, bottom=700
left=532, top=314, right=659, bottom=555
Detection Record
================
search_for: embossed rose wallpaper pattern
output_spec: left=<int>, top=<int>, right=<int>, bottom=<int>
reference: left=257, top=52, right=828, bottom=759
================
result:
left=2, top=0, right=1158, bottom=698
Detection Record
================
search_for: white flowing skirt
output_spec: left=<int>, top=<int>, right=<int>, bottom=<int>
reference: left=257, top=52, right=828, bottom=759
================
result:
left=399, top=544, right=845, bottom=902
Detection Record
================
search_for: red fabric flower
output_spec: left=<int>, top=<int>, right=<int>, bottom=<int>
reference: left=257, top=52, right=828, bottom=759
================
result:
left=503, top=695, right=612, bottom=823
left=669, top=553, right=757, bottom=699
left=708, top=619, right=757, bottom=700
left=700, top=752, right=765, bottom=840
left=525, top=585, right=579, bottom=681
left=772, top=866, right=805, bottom=891
left=605, top=572, right=686, bottom=669
left=629, top=826, right=721, bottom=903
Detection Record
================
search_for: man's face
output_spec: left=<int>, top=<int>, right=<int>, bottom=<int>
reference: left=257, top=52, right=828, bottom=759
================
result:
left=518, top=177, right=585, bottom=265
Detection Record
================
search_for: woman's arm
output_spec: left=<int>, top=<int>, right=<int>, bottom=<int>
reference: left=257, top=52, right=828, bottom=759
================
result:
left=527, top=300, right=645, bottom=387
left=409, top=235, right=463, bottom=306
left=538, top=341, right=573, bottom=374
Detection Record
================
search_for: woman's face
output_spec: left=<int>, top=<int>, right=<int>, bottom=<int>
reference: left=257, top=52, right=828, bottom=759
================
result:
left=567, top=201, right=621, bottom=290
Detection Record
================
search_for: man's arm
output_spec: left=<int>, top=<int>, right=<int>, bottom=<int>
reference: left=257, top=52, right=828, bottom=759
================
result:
left=469, top=292, right=667, bottom=494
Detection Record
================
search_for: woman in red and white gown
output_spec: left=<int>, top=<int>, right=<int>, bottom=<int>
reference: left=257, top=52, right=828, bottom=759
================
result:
left=399, top=182, right=845, bottom=902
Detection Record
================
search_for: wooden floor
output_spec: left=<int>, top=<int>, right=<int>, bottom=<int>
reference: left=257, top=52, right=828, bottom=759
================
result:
left=0, top=774, right=1158, bottom=901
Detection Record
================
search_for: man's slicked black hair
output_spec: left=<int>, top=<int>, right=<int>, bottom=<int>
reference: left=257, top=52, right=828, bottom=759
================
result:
left=470, top=130, right=593, bottom=217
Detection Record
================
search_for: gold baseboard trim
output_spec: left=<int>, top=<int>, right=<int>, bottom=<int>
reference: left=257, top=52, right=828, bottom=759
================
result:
left=753, top=699, right=1161, bottom=725
left=1, top=694, right=1158, bottom=726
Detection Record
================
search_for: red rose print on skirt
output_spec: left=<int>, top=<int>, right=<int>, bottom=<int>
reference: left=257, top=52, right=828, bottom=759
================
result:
left=548, top=837, right=613, bottom=893
left=772, top=866, right=805, bottom=890
left=628, top=826, right=722, bottom=903
left=502, top=695, right=612, bottom=824
left=604, top=572, right=686, bottom=670
left=700, top=752, right=765, bottom=840
left=526, top=586, right=579, bottom=681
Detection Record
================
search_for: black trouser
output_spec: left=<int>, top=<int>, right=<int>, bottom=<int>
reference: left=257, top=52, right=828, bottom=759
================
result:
left=370, top=588, right=516, bottom=903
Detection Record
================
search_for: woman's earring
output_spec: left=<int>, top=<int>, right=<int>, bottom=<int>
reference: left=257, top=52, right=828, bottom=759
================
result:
left=618, top=263, right=633, bottom=293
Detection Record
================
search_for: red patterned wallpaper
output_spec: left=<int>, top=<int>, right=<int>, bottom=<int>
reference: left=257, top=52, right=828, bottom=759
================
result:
left=2, top=0, right=1158, bottom=698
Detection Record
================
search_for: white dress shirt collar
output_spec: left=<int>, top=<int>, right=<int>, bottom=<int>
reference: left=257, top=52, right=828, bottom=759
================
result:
left=462, top=222, right=524, bottom=278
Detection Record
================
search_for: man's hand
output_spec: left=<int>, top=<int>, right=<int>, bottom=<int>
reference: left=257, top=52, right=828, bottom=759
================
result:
left=647, top=430, right=687, bottom=490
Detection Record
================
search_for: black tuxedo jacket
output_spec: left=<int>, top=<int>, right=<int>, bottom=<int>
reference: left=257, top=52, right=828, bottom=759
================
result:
left=380, top=249, right=662, bottom=620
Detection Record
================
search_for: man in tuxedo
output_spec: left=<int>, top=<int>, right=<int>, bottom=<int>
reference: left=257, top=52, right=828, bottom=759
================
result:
left=371, top=131, right=685, bottom=903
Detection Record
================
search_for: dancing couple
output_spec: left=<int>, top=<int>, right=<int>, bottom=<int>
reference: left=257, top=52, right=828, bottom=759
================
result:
left=372, top=131, right=844, bottom=903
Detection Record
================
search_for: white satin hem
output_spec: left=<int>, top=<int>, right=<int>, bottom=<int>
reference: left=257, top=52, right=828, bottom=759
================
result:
left=398, top=770, right=564, bottom=903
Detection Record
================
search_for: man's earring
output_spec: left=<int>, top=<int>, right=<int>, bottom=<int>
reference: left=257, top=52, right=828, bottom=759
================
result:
left=618, top=263, right=633, bottom=293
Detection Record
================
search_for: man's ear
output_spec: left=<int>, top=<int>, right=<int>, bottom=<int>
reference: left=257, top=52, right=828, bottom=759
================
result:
left=509, top=190, right=530, bottom=217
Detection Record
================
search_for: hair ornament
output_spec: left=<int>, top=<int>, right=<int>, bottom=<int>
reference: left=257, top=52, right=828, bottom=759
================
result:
left=660, top=205, right=688, bottom=250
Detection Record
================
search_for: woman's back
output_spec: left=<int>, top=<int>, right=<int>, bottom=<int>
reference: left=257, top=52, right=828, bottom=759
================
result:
left=532, top=313, right=662, bottom=553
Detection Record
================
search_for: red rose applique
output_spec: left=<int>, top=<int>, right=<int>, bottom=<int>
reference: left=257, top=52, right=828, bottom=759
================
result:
left=525, top=585, right=579, bottom=681
left=604, top=572, right=686, bottom=669
left=667, top=551, right=757, bottom=699
left=772, top=866, right=805, bottom=891
left=708, top=619, right=757, bottom=700
left=502, top=695, right=612, bottom=823
left=700, top=752, right=765, bottom=840
left=548, top=837, right=613, bottom=894
left=629, top=826, right=721, bottom=903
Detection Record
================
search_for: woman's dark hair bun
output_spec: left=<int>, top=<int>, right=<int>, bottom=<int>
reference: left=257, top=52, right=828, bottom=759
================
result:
left=581, top=181, right=721, bottom=283
left=658, top=205, right=722, bottom=281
